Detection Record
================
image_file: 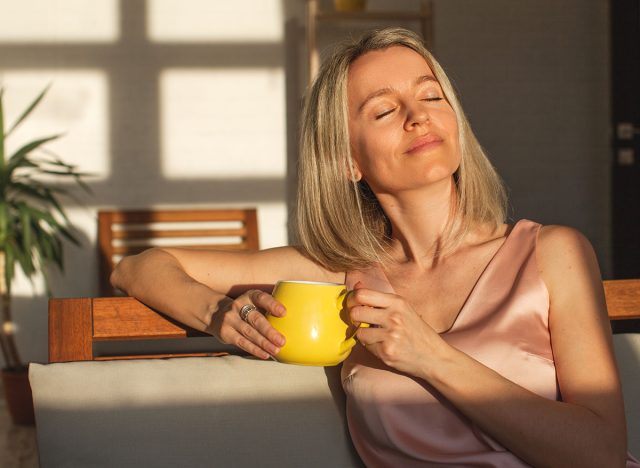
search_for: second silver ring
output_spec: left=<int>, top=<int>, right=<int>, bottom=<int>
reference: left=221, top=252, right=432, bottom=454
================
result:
left=239, top=303, right=257, bottom=323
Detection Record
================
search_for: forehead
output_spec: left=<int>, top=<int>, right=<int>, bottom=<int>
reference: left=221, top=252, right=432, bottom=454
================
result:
left=347, top=46, right=435, bottom=95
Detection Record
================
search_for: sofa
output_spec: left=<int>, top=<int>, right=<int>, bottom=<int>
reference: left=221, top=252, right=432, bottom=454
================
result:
left=29, top=332, right=640, bottom=467
left=28, top=291, right=640, bottom=466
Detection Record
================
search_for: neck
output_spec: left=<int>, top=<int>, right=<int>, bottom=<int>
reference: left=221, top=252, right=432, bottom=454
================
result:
left=376, top=177, right=457, bottom=268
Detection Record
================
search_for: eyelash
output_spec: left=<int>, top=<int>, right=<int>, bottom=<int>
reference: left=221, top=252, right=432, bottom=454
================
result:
left=375, top=109, right=395, bottom=120
left=375, top=97, right=444, bottom=120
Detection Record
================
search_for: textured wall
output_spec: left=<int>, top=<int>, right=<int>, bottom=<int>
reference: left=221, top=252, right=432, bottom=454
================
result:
left=430, top=0, right=611, bottom=275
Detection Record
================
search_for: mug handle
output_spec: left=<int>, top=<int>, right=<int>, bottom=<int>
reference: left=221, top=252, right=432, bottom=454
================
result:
left=338, top=289, right=369, bottom=355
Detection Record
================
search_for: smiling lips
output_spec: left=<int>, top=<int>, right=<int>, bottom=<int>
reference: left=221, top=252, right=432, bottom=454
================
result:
left=405, top=133, right=444, bottom=154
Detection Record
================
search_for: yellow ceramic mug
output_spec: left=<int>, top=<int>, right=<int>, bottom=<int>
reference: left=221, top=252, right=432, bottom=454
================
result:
left=268, top=280, right=361, bottom=366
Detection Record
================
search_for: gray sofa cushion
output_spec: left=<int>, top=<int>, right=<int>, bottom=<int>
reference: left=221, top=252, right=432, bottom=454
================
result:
left=614, top=333, right=640, bottom=458
left=29, top=355, right=362, bottom=468
left=30, top=334, right=639, bottom=466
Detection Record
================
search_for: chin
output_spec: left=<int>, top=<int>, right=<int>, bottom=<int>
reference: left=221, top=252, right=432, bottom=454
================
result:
left=422, top=163, right=458, bottom=184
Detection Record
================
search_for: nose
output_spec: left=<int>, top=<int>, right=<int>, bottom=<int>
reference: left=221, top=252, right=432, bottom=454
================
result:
left=404, top=102, right=429, bottom=131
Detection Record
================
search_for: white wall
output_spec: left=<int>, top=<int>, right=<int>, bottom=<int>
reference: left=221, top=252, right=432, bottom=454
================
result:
left=0, top=0, right=611, bottom=365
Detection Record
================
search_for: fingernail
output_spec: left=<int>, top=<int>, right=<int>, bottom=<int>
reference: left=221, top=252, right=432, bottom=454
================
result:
left=277, top=335, right=285, bottom=346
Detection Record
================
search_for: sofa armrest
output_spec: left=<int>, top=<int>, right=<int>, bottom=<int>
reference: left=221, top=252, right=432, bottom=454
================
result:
left=30, top=355, right=362, bottom=468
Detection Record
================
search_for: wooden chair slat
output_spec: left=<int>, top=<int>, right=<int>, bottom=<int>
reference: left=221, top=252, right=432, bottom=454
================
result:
left=98, top=208, right=259, bottom=295
left=110, top=243, right=248, bottom=256
left=111, top=228, right=247, bottom=240
left=107, top=209, right=252, bottom=223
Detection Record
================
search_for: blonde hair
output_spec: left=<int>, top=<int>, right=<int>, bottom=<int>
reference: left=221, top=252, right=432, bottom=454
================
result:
left=295, top=27, right=506, bottom=271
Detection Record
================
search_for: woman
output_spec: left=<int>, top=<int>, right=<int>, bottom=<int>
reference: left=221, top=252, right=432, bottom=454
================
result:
left=112, top=28, right=637, bottom=467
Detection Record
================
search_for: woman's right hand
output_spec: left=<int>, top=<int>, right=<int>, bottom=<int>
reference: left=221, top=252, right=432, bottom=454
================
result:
left=208, top=289, right=287, bottom=360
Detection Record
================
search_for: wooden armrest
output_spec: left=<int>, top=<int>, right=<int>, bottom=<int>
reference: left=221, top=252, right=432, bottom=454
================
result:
left=604, top=279, right=640, bottom=321
left=48, top=279, right=639, bottom=363
left=48, top=297, right=211, bottom=363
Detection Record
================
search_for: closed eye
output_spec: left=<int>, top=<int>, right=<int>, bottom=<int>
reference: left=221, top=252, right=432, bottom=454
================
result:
left=422, top=97, right=443, bottom=102
left=375, top=108, right=396, bottom=120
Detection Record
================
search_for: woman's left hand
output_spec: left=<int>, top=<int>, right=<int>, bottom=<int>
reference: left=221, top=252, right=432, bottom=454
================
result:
left=347, top=282, right=444, bottom=377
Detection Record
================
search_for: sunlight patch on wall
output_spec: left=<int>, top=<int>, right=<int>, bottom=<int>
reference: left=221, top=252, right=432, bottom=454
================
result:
left=0, top=70, right=110, bottom=180
left=0, top=0, right=118, bottom=43
left=147, top=0, right=283, bottom=42
left=160, top=68, right=285, bottom=179
left=256, top=202, right=288, bottom=248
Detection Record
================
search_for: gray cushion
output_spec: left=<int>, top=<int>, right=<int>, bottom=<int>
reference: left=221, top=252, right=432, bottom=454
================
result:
left=29, top=356, right=362, bottom=468
left=613, top=333, right=640, bottom=458
left=30, top=335, right=639, bottom=466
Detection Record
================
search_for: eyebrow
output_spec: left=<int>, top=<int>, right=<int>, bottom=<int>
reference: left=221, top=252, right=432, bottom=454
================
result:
left=357, top=74, right=438, bottom=112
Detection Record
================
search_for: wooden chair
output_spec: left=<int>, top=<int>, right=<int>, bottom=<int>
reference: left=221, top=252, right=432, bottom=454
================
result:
left=97, top=208, right=259, bottom=296
left=49, top=279, right=640, bottom=364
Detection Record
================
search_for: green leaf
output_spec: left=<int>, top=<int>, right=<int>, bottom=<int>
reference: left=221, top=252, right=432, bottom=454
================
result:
left=31, top=205, right=79, bottom=248
left=8, top=181, right=50, bottom=202
left=5, top=84, right=51, bottom=138
left=18, top=204, right=31, bottom=254
left=44, top=190, right=71, bottom=224
left=57, top=225, right=80, bottom=246
left=12, top=238, right=35, bottom=278
left=9, top=158, right=39, bottom=171
left=7, top=134, right=61, bottom=167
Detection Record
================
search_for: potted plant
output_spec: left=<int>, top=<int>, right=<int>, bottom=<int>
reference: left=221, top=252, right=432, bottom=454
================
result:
left=0, top=85, right=89, bottom=424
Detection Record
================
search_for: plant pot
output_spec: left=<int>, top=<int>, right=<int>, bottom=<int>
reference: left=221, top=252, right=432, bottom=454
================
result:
left=1, top=367, right=35, bottom=425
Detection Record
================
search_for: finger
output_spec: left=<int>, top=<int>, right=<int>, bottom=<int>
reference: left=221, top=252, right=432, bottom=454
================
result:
left=350, top=305, right=386, bottom=327
left=249, top=289, right=286, bottom=317
left=344, top=281, right=366, bottom=312
left=245, top=308, right=286, bottom=347
left=234, top=328, right=273, bottom=360
left=355, top=326, right=386, bottom=347
left=233, top=317, right=283, bottom=359
left=346, top=287, right=396, bottom=309
left=234, top=298, right=285, bottom=349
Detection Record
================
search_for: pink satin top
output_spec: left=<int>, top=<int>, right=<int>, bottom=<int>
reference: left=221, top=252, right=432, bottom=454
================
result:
left=342, top=219, right=639, bottom=467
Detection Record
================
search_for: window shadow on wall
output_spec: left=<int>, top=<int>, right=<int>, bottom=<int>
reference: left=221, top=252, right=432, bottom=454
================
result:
left=0, top=0, right=305, bottom=213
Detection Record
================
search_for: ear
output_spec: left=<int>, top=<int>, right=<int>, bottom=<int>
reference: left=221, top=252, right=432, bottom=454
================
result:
left=346, top=158, right=362, bottom=182
left=351, top=165, right=362, bottom=182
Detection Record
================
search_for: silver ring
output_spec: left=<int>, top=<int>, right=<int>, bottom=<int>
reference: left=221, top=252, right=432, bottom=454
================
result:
left=239, top=304, right=257, bottom=323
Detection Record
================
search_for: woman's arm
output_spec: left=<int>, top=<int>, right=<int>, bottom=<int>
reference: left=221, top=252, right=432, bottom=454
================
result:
left=350, top=226, right=627, bottom=467
left=112, top=246, right=342, bottom=359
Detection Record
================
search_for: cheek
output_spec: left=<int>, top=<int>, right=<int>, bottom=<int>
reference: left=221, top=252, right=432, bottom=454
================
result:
left=446, top=114, right=461, bottom=162
left=349, top=128, right=385, bottom=175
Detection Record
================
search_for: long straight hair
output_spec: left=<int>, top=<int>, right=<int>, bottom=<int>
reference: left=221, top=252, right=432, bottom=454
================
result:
left=295, top=28, right=507, bottom=271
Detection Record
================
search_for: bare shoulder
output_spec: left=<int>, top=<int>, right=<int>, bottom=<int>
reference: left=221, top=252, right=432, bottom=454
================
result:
left=536, top=224, right=604, bottom=312
left=536, top=224, right=600, bottom=278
